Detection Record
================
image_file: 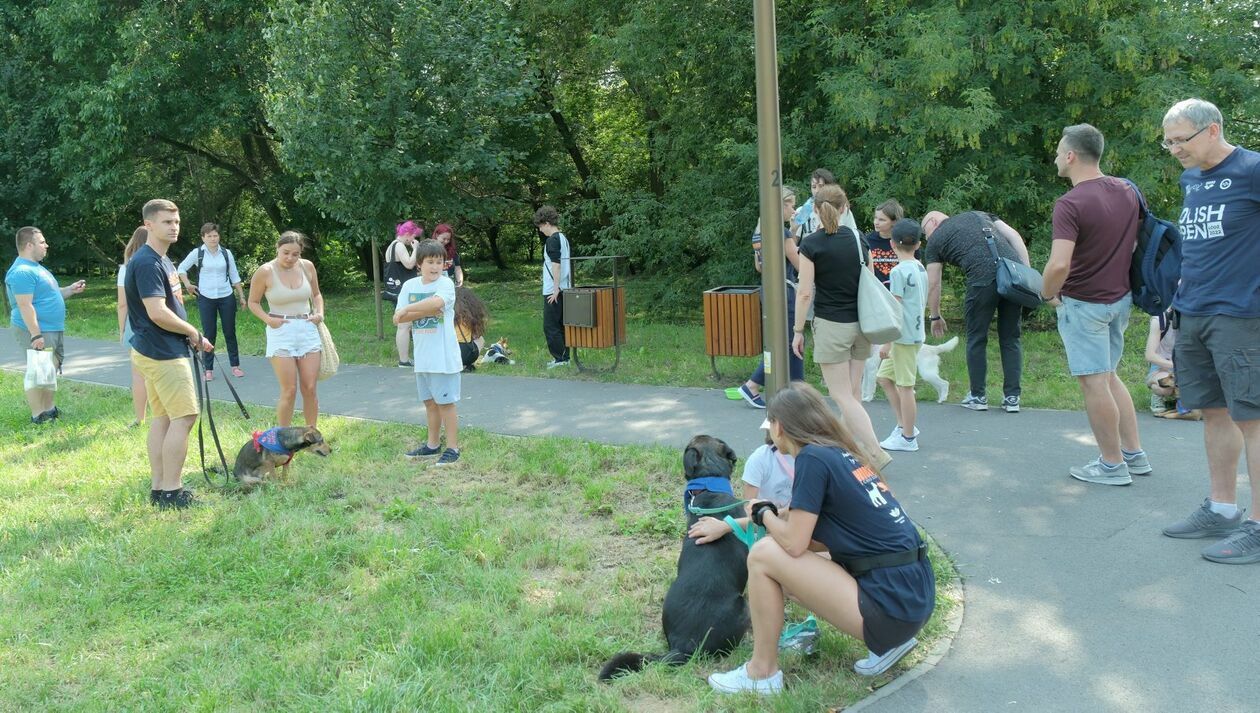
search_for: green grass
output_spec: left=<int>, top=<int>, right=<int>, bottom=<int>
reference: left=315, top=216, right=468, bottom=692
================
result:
left=1, top=373, right=959, bottom=712
left=7, top=264, right=1151, bottom=409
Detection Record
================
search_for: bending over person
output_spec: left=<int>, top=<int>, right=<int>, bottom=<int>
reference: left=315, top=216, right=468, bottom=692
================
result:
left=707, top=382, right=935, bottom=695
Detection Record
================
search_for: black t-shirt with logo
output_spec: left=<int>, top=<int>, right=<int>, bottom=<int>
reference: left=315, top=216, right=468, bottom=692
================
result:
left=791, top=444, right=935, bottom=623
left=864, top=231, right=899, bottom=288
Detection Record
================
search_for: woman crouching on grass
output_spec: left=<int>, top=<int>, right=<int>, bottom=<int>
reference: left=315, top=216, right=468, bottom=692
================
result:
left=248, top=231, right=324, bottom=427
left=707, top=382, right=935, bottom=695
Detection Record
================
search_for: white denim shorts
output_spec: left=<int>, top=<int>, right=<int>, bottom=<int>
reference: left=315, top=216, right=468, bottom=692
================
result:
left=265, top=319, right=322, bottom=358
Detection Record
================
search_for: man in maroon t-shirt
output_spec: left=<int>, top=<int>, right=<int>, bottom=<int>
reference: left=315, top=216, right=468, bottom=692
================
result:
left=1042, top=123, right=1151, bottom=487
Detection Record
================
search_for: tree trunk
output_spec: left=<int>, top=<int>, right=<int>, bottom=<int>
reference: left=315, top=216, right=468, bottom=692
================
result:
left=486, top=224, right=507, bottom=269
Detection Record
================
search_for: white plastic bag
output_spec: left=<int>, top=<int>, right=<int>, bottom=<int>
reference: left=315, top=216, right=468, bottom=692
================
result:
left=25, top=349, right=57, bottom=390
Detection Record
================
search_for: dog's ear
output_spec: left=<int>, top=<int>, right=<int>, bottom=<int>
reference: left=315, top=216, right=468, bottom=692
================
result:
left=720, top=440, right=737, bottom=469
left=682, top=445, right=702, bottom=478
left=303, top=428, right=323, bottom=445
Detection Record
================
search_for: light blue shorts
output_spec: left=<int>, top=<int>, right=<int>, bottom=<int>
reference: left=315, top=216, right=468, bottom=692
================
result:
left=1056, top=294, right=1131, bottom=376
left=416, top=372, right=461, bottom=405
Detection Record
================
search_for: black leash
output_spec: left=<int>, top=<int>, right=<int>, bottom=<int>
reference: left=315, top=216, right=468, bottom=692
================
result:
left=217, top=361, right=251, bottom=420
left=191, top=339, right=241, bottom=489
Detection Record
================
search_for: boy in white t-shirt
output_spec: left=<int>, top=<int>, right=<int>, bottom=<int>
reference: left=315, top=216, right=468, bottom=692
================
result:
left=394, top=240, right=463, bottom=465
left=878, top=220, right=928, bottom=452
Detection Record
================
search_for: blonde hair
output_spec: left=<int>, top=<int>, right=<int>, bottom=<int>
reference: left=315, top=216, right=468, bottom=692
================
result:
left=277, top=230, right=307, bottom=251
left=124, top=227, right=147, bottom=261
left=814, top=184, right=850, bottom=235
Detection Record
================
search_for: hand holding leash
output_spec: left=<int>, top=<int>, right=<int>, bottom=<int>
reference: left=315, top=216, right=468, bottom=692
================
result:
left=750, top=501, right=779, bottom=527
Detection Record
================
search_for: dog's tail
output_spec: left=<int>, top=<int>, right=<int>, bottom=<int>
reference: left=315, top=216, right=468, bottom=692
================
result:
left=931, top=335, right=960, bottom=354
left=597, top=650, right=686, bottom=682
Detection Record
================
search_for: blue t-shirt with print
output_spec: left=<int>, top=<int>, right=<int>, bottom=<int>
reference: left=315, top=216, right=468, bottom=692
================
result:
left=1174, top=146, right=1260, bottom=317
left=5, top=258, right=66, bottom=331
left=889, top=260, right=927, bottom=345
left=125, top=244, right=191, bottom=360
left=790, top=444, right=935, bottom=623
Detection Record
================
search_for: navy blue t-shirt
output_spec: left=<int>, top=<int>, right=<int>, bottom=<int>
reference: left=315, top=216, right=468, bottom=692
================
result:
left=1174, top=146, right=1260, bottom=317
left=125, top=244, right=191, bottom=360
left=790, top=444, right=935, bottom=623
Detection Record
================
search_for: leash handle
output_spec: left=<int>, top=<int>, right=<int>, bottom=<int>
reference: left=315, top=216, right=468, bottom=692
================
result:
left=723, top=515, right=765, bottom=549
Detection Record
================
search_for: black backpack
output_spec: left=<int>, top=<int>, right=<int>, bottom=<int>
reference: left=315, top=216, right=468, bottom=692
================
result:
left=1123, top=179, right=1182, bottom=316
left=193, top=246, right=236, bottom=281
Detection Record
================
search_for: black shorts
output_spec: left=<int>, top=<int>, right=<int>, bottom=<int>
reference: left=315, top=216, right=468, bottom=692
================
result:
left=1174, top=314, right=1260, bottom=421
left=858, top=589, right=928, bottom=656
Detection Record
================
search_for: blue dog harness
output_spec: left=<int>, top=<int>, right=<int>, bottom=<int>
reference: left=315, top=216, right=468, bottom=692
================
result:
left=252, top=428, right=294, bottom=466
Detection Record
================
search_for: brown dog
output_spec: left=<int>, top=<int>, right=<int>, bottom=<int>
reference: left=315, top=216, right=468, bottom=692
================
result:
left=233, top=426, right=331, bottom=486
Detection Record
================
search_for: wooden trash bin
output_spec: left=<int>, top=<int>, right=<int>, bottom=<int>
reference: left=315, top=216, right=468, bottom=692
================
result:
left=564, top=286, right=626, bottom=349
left=703, top=286, right=762, bottom=379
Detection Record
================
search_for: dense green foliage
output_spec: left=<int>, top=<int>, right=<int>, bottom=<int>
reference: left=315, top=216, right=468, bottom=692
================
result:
left=2, top=1, right=1255, bottom=308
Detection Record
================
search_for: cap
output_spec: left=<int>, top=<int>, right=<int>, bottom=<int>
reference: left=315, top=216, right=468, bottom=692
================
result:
left=891, top=218, right=922, bottom=246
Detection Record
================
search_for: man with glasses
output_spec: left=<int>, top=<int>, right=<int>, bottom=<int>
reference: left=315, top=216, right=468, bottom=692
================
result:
left=1158, top=98, right=1260, bottom=564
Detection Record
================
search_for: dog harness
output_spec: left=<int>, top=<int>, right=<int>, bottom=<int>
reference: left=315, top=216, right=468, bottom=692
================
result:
left=252, top=428, right=294, bottom=466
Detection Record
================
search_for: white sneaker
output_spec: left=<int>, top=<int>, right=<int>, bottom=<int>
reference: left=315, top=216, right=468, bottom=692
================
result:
left=546, top=359, right=571, bottom=369
left=880, top=432, right=919, bottom=452
left=707, top=663, right=784, bottom=695
left=886, top=424, right=921, bottom=441
left=853, top=637, right=918, bottom=676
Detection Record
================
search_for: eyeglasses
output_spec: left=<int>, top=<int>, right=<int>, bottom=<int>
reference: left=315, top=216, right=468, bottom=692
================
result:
left=1160, top=126, right=1208, bottom=150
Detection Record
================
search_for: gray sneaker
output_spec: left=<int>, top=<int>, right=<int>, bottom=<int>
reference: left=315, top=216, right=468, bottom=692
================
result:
left=1201, top=520, right=1260, bottom=564
left=1163, top=499, right=1245, bottom=539
left=1069, top=457, right=1132, bottom=486
left=960, top=393, right=988, bottom=411
left=1123, top=450, right=1153, bottom=476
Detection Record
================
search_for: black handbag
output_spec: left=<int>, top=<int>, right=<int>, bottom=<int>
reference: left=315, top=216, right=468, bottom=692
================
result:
left=985, top=231, right=1043, bottom=309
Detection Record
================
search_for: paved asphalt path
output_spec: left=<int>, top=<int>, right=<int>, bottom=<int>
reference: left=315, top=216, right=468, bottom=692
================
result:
left=4, top=332, right=1257, bottom=712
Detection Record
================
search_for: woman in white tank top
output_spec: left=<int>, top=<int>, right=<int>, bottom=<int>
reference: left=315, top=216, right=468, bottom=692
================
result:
left=247, top=231, right=325, bottom=427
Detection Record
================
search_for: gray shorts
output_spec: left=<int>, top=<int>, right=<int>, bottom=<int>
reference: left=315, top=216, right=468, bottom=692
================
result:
left=14, top=326, right=65, bottom=371
left=1055, top=294, right=1130, bottom=376
left=1174, top=313, right=1260, bottom=421
left=415, top=372, right=461, bottom=405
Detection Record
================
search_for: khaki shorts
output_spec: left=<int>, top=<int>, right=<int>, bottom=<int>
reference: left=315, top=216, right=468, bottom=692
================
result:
left=132, top=350, right=199, bottom=419
left=812, top=317, right=871, bottom=364
left=877, top=342, right=922, bottom=387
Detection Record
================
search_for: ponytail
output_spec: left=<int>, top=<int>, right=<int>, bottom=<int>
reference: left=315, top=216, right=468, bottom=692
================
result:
left=814, top=185, right=849, bottom=235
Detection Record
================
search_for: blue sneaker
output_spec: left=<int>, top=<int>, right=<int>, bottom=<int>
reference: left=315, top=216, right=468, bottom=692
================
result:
left=739, top=384, right=767, bottom=409
left=405, top=444, right=442, bottom=459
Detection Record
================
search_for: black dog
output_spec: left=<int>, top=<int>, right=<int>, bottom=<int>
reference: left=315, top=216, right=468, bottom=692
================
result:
left=598, top=435, right=750, bottom=681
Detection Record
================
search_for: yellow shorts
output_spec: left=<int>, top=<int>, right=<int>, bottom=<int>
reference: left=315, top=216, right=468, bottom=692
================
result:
left=876, top=342, right=921, bottom=387
left=131, top=350, right=199, bottom=419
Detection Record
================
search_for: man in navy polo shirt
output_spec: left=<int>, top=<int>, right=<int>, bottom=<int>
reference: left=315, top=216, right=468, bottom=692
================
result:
left=1158, top=98, right=1260, bottom=565
left=5, top=226, right=85, bottom=423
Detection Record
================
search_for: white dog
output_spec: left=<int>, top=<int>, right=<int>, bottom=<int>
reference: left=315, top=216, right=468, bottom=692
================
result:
left=861, top=336, right=959, bottom=403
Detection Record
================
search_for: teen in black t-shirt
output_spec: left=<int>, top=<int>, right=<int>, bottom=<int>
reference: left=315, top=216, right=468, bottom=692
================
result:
left=707, top=383, right=934, bottom=695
